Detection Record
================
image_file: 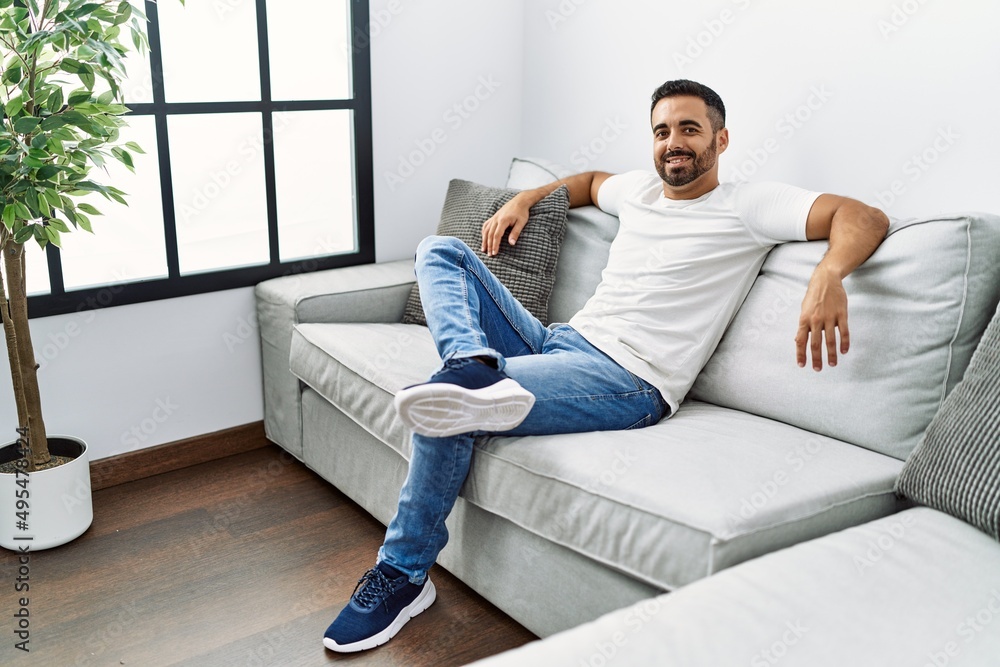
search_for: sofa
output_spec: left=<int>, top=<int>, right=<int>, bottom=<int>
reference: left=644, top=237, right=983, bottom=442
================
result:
left=255, top=157, right=1000, bottom=643
left=471, top=302, right=1000, bottom=666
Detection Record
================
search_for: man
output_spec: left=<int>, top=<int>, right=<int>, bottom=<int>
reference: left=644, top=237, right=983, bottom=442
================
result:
left=322, top=79, right=889, bottom=652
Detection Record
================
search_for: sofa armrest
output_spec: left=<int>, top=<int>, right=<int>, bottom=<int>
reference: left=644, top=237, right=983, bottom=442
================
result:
left=255, top=259, right=416, bottom=456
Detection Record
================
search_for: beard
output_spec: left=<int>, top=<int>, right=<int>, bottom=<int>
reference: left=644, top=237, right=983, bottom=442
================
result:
left=656, top=135, right=718, bottom=187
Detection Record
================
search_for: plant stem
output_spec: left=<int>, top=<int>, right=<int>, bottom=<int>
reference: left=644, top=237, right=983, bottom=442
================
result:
left=1, top=238, right=48, bottom=469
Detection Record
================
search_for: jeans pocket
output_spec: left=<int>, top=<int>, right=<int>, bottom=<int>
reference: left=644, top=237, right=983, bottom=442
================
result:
left=625, top=414, right=653, bottom=430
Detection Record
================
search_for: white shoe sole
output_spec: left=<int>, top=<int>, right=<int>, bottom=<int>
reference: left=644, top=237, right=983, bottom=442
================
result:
left=323, top=579, right=437, bottom=653
left=394, top=378, right=536, bottom=437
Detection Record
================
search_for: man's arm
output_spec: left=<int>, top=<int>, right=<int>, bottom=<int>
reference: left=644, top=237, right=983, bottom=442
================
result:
left=480, top=171, right=613, bottom=256
left=796, top=194, right=890, bottom=371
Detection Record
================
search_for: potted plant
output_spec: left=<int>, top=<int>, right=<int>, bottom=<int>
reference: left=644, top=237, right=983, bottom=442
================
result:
left=0, top=0, right=171, bottom=551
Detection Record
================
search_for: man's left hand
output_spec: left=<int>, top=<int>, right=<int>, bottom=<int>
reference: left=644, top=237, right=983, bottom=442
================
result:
left=795, top=266, right=850, bottom=371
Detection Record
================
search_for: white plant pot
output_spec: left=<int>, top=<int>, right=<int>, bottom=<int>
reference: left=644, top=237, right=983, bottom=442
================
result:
left=0, top=436, right=93, bottom=552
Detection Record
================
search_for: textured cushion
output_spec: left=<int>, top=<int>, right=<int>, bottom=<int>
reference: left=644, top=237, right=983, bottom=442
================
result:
left=290, top=320, right=908, bottom=589
left=469, top=508, right=1000, bottom=667
left=896, top=302, right=1000, bottom=539
left=401, top=179, right=569, bottom=326
left=691, top=213, right=1000, bottom=460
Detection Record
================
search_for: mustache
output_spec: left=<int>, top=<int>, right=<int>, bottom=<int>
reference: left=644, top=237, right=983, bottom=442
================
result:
left=662, top=150, right=696, bottom=161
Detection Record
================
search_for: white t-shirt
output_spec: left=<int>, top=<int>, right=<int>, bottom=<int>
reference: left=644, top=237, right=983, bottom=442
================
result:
left=568, top=171, right=821, bottom=414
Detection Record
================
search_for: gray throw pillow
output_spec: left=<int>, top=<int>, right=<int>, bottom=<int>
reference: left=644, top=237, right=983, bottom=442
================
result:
left=401, top=179, right=569, bottom=327
left=895, top=301, right=1000, bottom=540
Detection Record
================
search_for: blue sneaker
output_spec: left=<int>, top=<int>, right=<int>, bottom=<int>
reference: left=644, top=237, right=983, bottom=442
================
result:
left=394, top=356, right=535, bottom=437
left=323, top=561, right=437, bottom=652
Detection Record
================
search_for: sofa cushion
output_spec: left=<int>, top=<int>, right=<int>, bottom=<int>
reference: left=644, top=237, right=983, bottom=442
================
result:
left=469, top=508, right=1000, bottom=667
left=290, top=321, right=907, bottom=589
left=401, top=179, right=570, bottom=326
left=505, top=157, right=620, bottom=324
left=289, top=322, right=438, bottom=458
left=896, top=302, right=1000, bottom=540
left=691, top=213, right=1000, bottom=461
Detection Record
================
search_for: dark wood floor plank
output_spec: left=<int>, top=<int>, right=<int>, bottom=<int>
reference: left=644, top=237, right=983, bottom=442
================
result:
left=0, top=444, right=536, bottom=667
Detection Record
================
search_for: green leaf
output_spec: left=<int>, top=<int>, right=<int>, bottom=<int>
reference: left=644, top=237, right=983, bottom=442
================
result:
left=124, top=140, right=145, bottom=154
left=68, top=89, right=92, bottom=105
left=111, top=146, right=134, bottom=171
left=78, top=66, right=96, bottom=90
left=47, top=217, right=70, bottom=233
left=4, top=94, right=24, bottom=117
left=2, top=65, right=22, bottom=85
left=47, top=86, right=64, bottom=113
left=36, top=165, right=60, bottom=180
left=60, top=57, right=83, bottom=74
left=77, top=213, right=93, bottom=233
left=13, top=116, right=41, bottom=134
left=77, top=202, right=101, bottom=215
left=2, top=204, right=15, bottom=228
left=14, top=224, right=33, bottom=244
left=43, top=225, right=61, bottom=247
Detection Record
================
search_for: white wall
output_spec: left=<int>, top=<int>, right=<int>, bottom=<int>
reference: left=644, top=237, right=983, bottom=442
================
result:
left=7, top=1, right=998, bottom=461
left=370, top=0, right=525, bottom=261
left=0, top=1, right=525, bottom=461
left=520, top=0, right=1000, bottom=219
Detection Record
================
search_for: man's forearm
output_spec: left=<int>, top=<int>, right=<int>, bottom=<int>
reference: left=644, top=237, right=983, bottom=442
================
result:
left=518, top=171, right=611, bottom=209
left=816, top=201, right=890, bottom=279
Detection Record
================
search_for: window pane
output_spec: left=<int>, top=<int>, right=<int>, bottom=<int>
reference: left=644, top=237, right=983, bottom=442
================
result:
left=121, top=0, right=154, bottom=104
left=168, top=114, right=270, bottom=275
left=24, top=244, right=50, bottom=297
left=59, top=118, right=167, bottom=290
left=273, top=111, right=357, bottom=262
left=266, top=0, right=352, bottom=100
left=157, top=1, right=260, bottom=103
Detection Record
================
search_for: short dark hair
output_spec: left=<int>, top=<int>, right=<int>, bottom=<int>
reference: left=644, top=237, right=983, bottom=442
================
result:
left=650, top=79, right=726, bottom=131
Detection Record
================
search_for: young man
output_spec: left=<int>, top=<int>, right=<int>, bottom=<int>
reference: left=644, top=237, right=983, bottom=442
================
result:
left=322, top=79, right=890, bottom=652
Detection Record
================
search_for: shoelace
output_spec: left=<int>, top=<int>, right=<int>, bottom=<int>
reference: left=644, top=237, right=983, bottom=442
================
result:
left=351, top=567, right=397, bottom=612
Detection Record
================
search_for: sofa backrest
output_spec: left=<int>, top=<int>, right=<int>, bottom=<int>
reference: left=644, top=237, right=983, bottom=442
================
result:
left=691, top=212, right=1000, bottom=460
left=505, top=158, right=1000, bottom=460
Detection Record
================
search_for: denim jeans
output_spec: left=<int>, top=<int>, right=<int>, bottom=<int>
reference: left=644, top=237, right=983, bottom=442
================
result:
left=378, top=236, right=668, bottom=583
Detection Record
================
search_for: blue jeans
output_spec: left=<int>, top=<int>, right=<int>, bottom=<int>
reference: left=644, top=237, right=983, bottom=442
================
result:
left=378, top=236, right=668, bottom=583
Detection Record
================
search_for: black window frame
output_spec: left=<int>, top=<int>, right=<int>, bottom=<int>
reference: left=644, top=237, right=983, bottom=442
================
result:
left=28, top=0, right=375, bottom=318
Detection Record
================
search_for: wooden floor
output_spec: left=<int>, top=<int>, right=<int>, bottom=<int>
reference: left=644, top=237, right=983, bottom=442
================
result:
left=0, top=445, right=537, bottom=666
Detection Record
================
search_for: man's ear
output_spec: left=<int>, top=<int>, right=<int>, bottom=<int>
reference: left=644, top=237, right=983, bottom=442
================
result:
left=716, top=127, right=730, bottom=154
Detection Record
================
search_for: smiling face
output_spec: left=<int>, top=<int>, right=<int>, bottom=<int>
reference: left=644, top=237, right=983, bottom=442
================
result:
left=651, top=95, right=729, bottom=199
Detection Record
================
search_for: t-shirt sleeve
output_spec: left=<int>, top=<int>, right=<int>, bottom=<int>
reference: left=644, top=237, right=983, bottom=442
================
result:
left=596, top=170, right=654, bottom=216
left=734, top=181, right=822, bottom=245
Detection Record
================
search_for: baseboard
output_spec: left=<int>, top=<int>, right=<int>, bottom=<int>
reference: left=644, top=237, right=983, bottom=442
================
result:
left=89, top=421, right=270, bottom=491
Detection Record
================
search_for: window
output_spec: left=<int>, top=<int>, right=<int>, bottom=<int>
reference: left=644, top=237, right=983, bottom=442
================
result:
left=27, top=0, right=374, bottom=317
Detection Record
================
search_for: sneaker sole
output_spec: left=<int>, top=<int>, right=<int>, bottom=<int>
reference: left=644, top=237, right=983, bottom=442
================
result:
left=322, top=579, right=437, bottom=653
left=394, top=378, right=536, bottom=437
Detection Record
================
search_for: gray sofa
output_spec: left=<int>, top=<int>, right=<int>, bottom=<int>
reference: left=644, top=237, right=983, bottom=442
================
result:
left=255, top=157, right=1000, bottom=640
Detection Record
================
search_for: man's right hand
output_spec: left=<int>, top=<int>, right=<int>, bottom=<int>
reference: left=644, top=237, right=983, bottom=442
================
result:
left=479, top=171, right=613, bottom=256
left=481, top=192, right=536, bottom=256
